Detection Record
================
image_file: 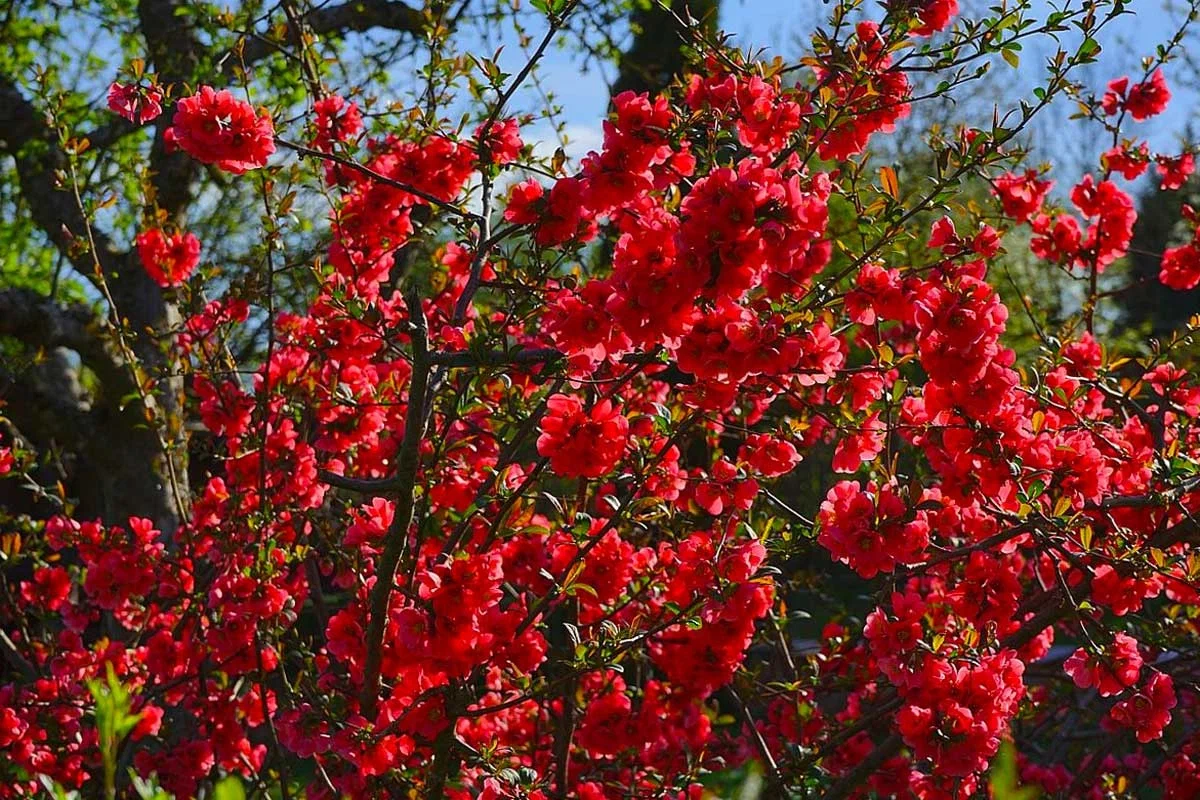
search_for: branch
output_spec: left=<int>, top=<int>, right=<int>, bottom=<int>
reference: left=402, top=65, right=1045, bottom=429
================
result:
left=0, top=289, right=100, bottom=353
left=428, top=347, right=565, bottom=368
left=359, top=291, right=432, bottom=720
left=318, top=469, right=403, bottom=493
left=0, top=290, right=130, bottom=400
left=0, top=628, right=36, bottom=681
left=427, top=347, right=696, bottom=385
left=0, top=351, right=95, bottom=451
left=452, top=10, right=566, bottom=324
left=138, top=0, right=203, bottom=218
left=823, top=734, right=903, bottom=800
left=0, top=77, right=125, bottom=281
left=240, top=0, right=425, bottom=66
left=549, top=599, right=580, bottom=799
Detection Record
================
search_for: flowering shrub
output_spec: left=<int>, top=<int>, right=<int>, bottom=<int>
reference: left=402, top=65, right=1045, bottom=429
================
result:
left=5, top=0, right=1200, bottom=798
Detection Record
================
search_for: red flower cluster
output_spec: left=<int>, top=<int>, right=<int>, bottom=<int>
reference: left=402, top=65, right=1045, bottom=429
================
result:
left=818, top=481, right=930, bottom=577
left=167, top=86, right=276, bottom=173
left=1159, top=204, right=1200, bottom=289
left=739, top=433, right=801, bottom=477
left=1103, top=142, right=1150, bottom=179
left=311, top=94, right=363, bottom=151
left=1157, top=152, right=1195, bottom=190
left=896, top=650, right=1026, bottom=778
left=900, top=0, right=960, bottom=36
left=1160, top=241, right=1200, bottom=290
left=136, top=227, right=201, bottom=287
left=1063, top=632, right=1143, bottom=696
left=474, top=118, right=524, bottom=166
left=811, top=22, right=912, bottom=160
left=107, top=80, right=163, bottom=124
left=992, top=170, right=1053, bottom=223
left=1020, top=174, right=1137, bottom=272
left=536, top=394, right=630, bottom=478
left=1101, top=69, right=1171, bottom=121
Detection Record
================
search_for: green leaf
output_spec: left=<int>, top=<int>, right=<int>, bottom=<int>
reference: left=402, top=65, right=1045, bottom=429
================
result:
left=994, top=11, right=1019, bottom=31
left=87, top=663, right=143, bottom=800
left=989, top=741, right=1041, bottom=799
left=530, top=0, right=568, bottom=13
left=213, top=777, right=246, bottom=800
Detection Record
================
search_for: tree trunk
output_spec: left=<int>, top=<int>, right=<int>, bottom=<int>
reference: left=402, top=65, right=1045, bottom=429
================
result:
left=613, top=0, right=720, bottom=97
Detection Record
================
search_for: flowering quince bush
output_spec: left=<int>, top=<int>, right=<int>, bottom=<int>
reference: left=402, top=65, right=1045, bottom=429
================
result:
left=10, top=0, right=1200, bottom=798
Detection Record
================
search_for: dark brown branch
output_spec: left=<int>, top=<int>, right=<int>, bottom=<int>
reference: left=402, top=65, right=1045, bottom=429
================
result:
left=0, top=629, right=36, bottom=681
left=240, top=0, right=425, bottom=67
left=318, top=469, right=403, bottom=493
left=428, top=347, right=565, bottom=368
left=138, top=0, right=202, bottom=218
left=0, top=289, right=103, bottom=355
left=430, top=347, right=696, bottom=385
left=359, top=291, right=431, bottom=720
left=824, top=734, right=903, bottom=800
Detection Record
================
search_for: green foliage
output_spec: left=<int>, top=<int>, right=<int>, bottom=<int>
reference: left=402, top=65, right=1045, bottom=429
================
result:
left=212, top=776, right=247, bottom=800
left=989, top=740, right=1041, bottom=800
left=87, top=663, right=143, bottom=800
left=531, top=0, right=572, bottom=15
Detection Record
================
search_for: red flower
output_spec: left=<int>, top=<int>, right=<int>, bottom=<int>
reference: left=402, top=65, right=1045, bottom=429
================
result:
left=993, top=170, right=1053, bottom=223
left=1102, top=69, right=1171, bottom=121
left=903, top=0, right=959, bottom=36
left=107, top=81, right=163, bottom=124
left=136, top=228, right=201, bottom=287
left=474, top=118, right=523, bottom=166
left=1062, top=632, right=1143, bottom=697
left=1102, top=142, right=1150, bottom=180
left=311, top=95, right=362, bottom=151
left=537, top=394, right=629, bottom=478
left=503, top=179, right=544, bottom=224
left=1159, top=242, right=1200, bottom=290
left=167, top=86, right=275, bottom=173
left=576, top=684, right=635, bottom=757
left=832, top=412, right=886, bottom=473
left=1157, top=153, right=1195, bottom=191
left=739, top=433, right=801, bottom=477
left=1108, top=671, right=1177, bottom=743
left=1127, top=70, right=1172, bottom=119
